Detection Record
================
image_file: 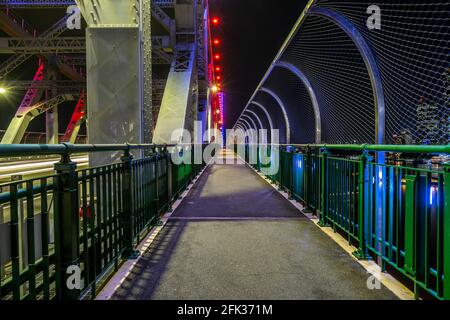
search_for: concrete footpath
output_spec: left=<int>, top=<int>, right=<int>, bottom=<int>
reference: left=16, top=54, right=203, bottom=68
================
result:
left=110, top=151, right=398, bottom=300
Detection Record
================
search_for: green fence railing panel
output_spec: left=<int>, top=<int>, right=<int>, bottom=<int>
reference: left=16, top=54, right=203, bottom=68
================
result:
left=0, top=143, right=207, bottom=300
left=240, top=143, right=450, bottom=300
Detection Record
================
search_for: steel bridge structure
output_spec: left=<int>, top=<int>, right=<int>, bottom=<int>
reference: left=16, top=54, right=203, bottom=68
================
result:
left=0, top=0, right=449, bottom=302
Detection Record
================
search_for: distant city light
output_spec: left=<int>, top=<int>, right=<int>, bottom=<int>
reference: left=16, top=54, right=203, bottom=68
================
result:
left=215, top=66, right=221, bottom=72
left=212, top=17, right=220, bottom=25
left=211, top=85, right=218, bottom=93
left=213, top=39, right=220, bottom=46
left=214, top=54, right=221, bottom=60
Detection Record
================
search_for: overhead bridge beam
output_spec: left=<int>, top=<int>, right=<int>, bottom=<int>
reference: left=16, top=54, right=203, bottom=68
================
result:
left=0, top=0, right=175, bottom=8
left=0, top=80, right=85, bottom=91
left=0, top=37, right=85, bottom=54
left=0, top=36, right=171, bottom=54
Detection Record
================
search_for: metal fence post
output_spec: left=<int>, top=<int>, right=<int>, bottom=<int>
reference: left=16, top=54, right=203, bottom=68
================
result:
left=318, top=148, right=330, bottom=227
left=166, top=146, right=173, bottom=212
left=443, top=163, right=450, bottom=300
left=303, top=146, right=312, bottom=213
left=120, top=148, right=139, bottom=260
left=53, top=152, right=80, bottom=300
left=353, top=151, right=371, bottom=260
left=277, top=146, right=283, bottom=191
left=288, top=147, right=294, bottom=200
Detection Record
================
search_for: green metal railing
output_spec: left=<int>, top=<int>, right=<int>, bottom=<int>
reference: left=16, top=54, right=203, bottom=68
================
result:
left=0, top=143, right=207, bottom=300
left=245, top=143, right=450, bottom=300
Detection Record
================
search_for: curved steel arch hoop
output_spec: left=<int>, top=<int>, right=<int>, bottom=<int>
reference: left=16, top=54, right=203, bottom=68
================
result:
left=242, top=114, right=261, bottom=143
left=243, top=110, right=264, bottom=130
left=238, top=118, right=257, bottom=143
left=244, top=109, right=268, bottom=143
left=235, top=123, right=248, bottom=144
left=308, top=6, right=385, bottom=144
left=241, top=114, right=260, bottom=130
left=250, top=101, right=274, bottom=133
left=259, top=87, right=291, bottom=144
left=275, top=61, right=321, bottom=143
left=239, top=118, right=255, bottom=132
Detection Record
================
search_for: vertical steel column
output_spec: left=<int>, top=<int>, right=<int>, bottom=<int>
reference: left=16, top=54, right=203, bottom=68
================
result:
left=53, top=153, right=79, bottom=300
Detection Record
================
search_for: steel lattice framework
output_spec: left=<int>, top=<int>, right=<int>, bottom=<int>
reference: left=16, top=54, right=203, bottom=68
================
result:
left=0, top=0, right=214, bottom=147
left=234, top=0, right=450, bottom=145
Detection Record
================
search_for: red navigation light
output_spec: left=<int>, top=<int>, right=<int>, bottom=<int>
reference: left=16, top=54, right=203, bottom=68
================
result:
left=212, top=17, right=220, bottom=25
left=213, top=39, right=220, bottom=46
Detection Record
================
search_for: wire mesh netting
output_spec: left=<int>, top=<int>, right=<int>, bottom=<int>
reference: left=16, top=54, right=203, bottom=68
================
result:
left=315, top=0, right=450, bottom=145
left=281, top=14, right=376, bottom=144
left=241, top=1, right=449, bottom=145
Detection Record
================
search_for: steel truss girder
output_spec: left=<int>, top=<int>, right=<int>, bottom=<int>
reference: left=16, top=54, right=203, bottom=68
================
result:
left=1, top=93, right=78, bottom=144
left=0, top=12, right=70, bottom=79
left=0, top=37, right=85, bottom=54
left=0, top=80, right=85, bottom=91
left=152, top=3, right=173, bottom=33
left=153, top=44, right=197, bottom=144
left=0, top=35, right=170, bottom=55
left=62, top=91, right=86, bottom=143
left=0, top=0, right=175, bottom=8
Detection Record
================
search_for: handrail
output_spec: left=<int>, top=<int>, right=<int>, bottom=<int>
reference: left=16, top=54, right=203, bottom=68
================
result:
left=244, top=143, right=450, bottom=155
left=0, top=143, right=179, bottom=157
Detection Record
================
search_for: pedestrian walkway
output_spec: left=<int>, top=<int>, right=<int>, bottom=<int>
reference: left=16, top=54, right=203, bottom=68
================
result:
left=109, top=150, right=398, bottom=300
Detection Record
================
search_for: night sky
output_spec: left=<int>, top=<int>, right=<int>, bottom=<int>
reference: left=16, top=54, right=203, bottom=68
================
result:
left=209, top=0, right=308, bottom=128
